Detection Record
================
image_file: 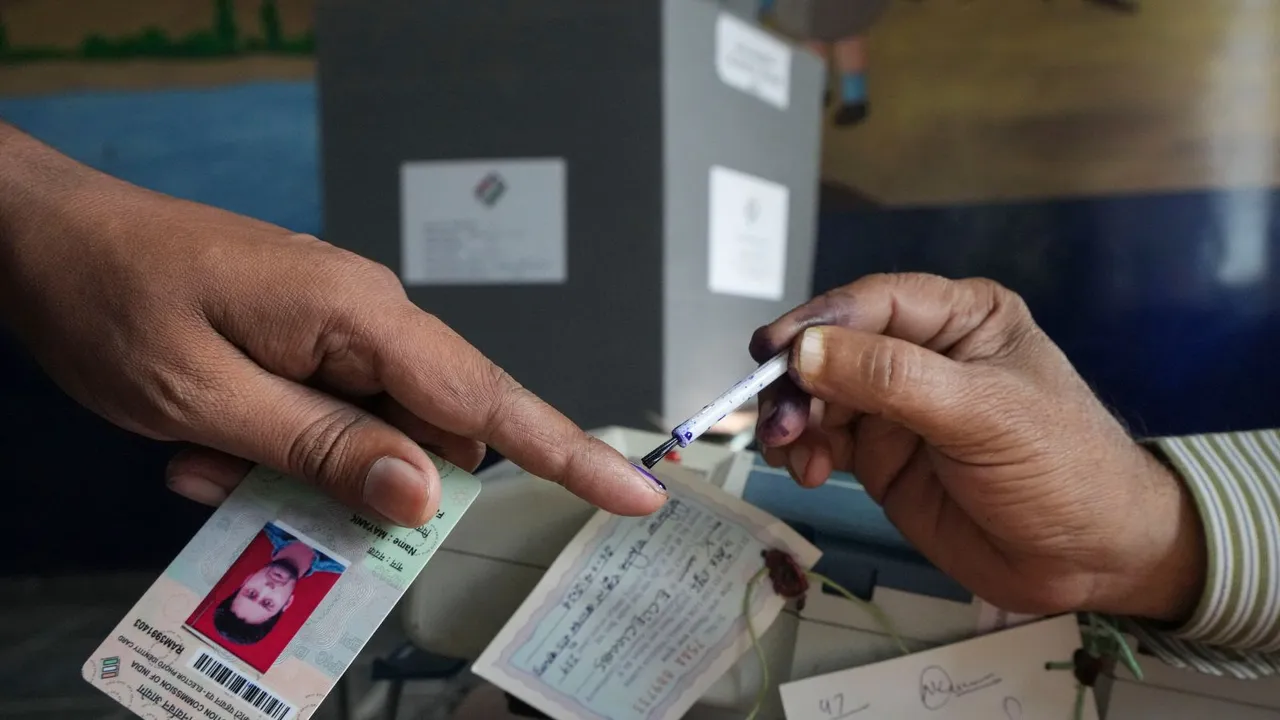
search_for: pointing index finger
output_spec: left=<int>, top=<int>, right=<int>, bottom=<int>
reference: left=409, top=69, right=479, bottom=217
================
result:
left=374, top=305, right=668, bottom=516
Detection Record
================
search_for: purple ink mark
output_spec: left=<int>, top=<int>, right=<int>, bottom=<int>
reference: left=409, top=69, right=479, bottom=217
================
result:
left=632, top=463, right=667, bottom=492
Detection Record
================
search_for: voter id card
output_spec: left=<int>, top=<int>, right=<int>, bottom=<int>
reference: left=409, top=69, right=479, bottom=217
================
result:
left=82, top=456, right=480, bottom=720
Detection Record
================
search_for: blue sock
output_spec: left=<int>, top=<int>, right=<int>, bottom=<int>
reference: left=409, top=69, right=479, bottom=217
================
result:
left=840, top=72, right=867, bottom=105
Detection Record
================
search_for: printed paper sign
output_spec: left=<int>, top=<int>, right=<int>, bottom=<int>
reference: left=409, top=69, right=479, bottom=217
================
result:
left=83, top=457, right=481, bottom=720
left=779, top=615, right=1097, bottom=720
left=400, top=157, right=567, bottom=285
left=708, top=164, right=790, bottom=301
left=472, top=464, right=821, bottom=720
left=714, top=11, right=793, bottom=110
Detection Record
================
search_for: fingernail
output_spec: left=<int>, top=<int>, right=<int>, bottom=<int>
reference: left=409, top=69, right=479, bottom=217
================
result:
left=789, top=445, right=812, bottom=483
left=365, top=457, right=429, bottom=526
left=631, top=463, right=668, bottom=494
left=166, top=474, right=229, bottom=507
left=797, top=327, right=826, bottom=379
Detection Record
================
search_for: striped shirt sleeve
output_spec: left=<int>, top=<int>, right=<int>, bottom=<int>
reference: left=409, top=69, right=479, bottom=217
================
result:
left=1125, top=429, right=1280, bottom=679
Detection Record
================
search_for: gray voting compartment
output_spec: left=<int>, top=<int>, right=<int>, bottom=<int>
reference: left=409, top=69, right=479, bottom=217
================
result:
left=318, top=0, right=824, bottom=430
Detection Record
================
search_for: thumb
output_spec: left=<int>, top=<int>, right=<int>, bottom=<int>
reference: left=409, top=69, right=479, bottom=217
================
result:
left=178, top=357, right=442, bottom=527
left=789, top=326, right=989, bottom=444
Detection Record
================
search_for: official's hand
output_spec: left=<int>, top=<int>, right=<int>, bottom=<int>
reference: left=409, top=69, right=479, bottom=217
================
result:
left=0, top=126, right=667, bottom=526
left=750, top=273, right=1206, bottom=623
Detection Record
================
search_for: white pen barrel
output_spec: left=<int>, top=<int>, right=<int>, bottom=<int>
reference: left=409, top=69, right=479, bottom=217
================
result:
left=672, top=351, right=790, bottom=446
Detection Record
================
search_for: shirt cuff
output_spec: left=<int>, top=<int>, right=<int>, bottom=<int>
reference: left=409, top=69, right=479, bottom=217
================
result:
left=1122, top=618, right=1280, bottom=679
left=1142, top=430, right=1280, bottom=655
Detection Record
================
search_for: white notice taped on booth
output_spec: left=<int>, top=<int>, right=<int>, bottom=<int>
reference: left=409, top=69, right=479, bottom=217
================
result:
left=472, top=464, right=820, bottom=720
left=400, top=157, right=567, bottom=286
left=708, top=164, right=790, bottom=301
left=714, top=11, right=792, bottom=110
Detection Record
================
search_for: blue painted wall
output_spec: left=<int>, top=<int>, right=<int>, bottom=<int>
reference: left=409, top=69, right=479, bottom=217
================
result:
left=0, top=80, right=320, bottom=235
left=1, top=80, right=1277, bottom=574
left=814, top=195, right=1280, bottom=438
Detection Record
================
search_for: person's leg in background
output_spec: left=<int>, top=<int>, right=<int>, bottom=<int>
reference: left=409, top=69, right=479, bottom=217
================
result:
left=831, top=34, right=869, bottom=126
left=802, top=40, right=834, bottom=107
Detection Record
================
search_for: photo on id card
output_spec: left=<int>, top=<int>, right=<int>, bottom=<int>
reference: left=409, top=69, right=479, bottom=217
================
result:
left=184, top=520, right=350, bottom=674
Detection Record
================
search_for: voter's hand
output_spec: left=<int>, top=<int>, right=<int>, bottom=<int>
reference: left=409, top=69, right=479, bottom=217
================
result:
left=0, top=126, right=666, bottom=526
left=750, top=273, right=1205, bottom=624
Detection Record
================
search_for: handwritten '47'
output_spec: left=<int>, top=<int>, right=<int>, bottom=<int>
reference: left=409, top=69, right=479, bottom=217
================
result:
left=818, top=692, right=870, bottom=719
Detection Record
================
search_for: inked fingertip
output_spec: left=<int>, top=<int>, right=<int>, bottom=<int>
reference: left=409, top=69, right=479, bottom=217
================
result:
left=748, top=325, right=779, bottom=363
left=757, top=413, right=804, bottom=447
left=631, top=462, right=668, bottom=494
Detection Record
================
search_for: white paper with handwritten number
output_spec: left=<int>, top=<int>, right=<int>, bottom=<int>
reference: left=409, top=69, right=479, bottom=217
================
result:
left=779, top=615, right=1096, bottom=720
left=472, top=464, right=820, bottom=720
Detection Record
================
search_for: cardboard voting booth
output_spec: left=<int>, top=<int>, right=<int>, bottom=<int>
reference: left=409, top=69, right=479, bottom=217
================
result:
left=317, top=0, right=825, bottom=431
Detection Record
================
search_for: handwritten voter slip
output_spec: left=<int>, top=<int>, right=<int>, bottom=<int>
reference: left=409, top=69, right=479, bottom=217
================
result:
left=82, top=455, right=480, bottom=720
left=473, top=463, right=821, bottom=720
left=780, top=614, right=1098, bottom=720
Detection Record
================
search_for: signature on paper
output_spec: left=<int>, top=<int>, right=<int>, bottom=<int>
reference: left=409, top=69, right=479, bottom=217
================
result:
left=918, top=665, right=1002, bottom=710
left=817, top=692, right=870, bottom=719
left=1003, top=696, right=1024, bottom=719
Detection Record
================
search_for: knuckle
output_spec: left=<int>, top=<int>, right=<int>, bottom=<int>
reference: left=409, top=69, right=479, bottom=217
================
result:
left=304, top=253, right=409, bottom=368
left=350, top=255, right=402, bottom=290
left=797, top=286, right=860, bottom=327
left=958, top=277, right=1025, bottom=321
left=286, top=405, right=371, bottom=489
left=298, top=241, right=404, bottom=303
left=958, top=275, right=1009, bottom=296
left=333, top=254, right=401, bottom=299
left=982, top=278, right=1032, bottom=320
left=944, top=277, right=1043, bottom=361
left=852, top=271, right=901, bottom=288
left=892, top=271, right=950, bottom=289
left=828, top=273, right=894, bottom=306
left=999, top=297, right=1044, bottom=351
left=805, top=272, right=949, bottom=327
left=854, top=271, right=949, bottom=299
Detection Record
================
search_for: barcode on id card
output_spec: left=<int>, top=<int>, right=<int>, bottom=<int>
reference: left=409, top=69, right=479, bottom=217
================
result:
left=188, top=649, right=294, bottom=720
